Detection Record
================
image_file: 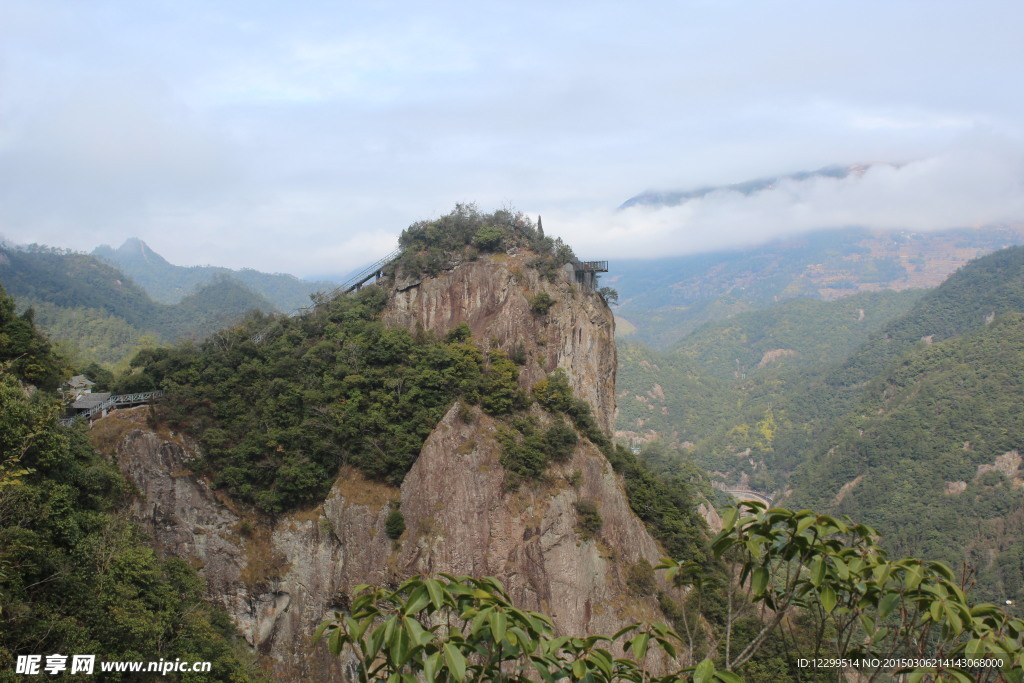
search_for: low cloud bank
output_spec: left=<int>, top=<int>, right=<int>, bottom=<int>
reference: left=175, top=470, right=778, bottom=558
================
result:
left=549, top=134, right=1024, bottom=260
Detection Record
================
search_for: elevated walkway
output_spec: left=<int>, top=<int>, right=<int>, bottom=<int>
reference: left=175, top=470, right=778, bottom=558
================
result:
left=60, top=390, right=165, bottom=426
left=573, top=260, right=608, bottom=289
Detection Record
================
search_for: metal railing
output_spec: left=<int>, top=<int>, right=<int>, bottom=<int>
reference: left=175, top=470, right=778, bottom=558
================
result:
left=60, top=390, right=165, bottom=426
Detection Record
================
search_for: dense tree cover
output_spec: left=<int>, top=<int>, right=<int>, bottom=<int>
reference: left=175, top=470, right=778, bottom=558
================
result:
left=317, top=504, right=1023, bottom=681
left=16, top=296, right=146, bottom=368
left=394, top=204, right=575, bottom=279
left=792, top=313, right=1024, bottom=604
left=831, top=246, right=1024, bottom=389
left=0, top=245, right=277, bottom=367
left=620, top=246, right=1024, bottom=607
left=616, top=290, right=921, bottom=491
left=93, top=237, right=336, bottom=309
left=0, top=286, right=67, bottom=390
left=0, top=295, right=260, bottom=681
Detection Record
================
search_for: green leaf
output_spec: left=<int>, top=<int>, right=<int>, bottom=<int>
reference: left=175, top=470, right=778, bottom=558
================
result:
left=422, top=651, right=441, bottom=681
left=833, top=556, right=849, bottom=580
left=809, top=558, right=825, bottom=587
left=820, top=585, right=837, bottom=614
left=490, top=609, right=508, bottom=643
left=313, top=620, right=333, bottom=644
left=632, top=632, right=650, bottom=660
left=878, top=591, right=900, bottom=620
left=751, top=566, right=769, bottom=596
left=403, top=585, right=431, bottom=616
left=329, top=628, right=345, bottom=657
left=443, top=643, right=467, bottom=680
left=721, top=506, right=739, bottom=532
left=693, top=658, right=715, bottom=683
left=796, top=514, right=815, bottom=535
left=425, top=578, right=445, bottom=609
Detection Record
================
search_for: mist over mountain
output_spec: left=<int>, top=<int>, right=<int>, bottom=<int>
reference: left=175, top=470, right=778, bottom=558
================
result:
left=93, top=238, right=338, bottom=311
left=619, top=163, right=884, bottom=210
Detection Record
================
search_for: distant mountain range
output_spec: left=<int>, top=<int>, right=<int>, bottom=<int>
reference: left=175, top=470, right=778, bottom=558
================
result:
left=609, top=225, right=1024, bottom=348
left=93, top=238, right=338, bottom=311
left=618, top=163, right=884, bottom=209
left=0, top=243, right=286, bottom=365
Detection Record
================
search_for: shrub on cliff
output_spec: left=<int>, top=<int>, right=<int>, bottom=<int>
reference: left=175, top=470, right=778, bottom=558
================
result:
left=385, top=506, right=405, bottom=540
left=394, top=204, right=577, bottom=280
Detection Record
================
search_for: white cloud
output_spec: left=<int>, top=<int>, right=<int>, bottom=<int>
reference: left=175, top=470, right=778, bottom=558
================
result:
left=548, top=134, right=1024, bottom=261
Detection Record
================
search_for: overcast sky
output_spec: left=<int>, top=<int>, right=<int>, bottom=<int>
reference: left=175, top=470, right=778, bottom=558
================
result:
left=1, top=1, right=1023, bottom=278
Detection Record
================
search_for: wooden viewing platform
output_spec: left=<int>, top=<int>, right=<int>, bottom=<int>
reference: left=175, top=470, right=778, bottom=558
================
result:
left=573, top=260, right=609, bottom=289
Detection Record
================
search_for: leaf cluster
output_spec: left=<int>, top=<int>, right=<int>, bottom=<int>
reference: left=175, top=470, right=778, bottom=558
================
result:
left=315, top=574, right=737, bottom=682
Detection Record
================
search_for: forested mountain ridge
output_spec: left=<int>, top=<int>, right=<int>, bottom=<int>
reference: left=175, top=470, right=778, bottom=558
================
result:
left=0, top=243, right=276, bottom=365
left=618, top=245, right=1024, bottom=604
left=780, top=248, right=1024, bottom=603
left=94, top=237, right=337, bottom=310
left=611, top=224, right=1024, bottom=348
left=790, top=313, right=1024, bottom=603
left=616, top=289, right=921, bottom=448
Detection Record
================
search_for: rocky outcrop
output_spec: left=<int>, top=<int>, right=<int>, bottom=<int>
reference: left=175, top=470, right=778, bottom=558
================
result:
left=103, top=253, right=682, bottom=679
left=383, top=254, right=618, bottom=433
left=109, top=403, right=671, bottom=679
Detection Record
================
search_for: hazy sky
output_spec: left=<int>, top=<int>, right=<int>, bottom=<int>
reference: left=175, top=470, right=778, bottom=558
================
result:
left=2, top=1, right=1023, bottom=278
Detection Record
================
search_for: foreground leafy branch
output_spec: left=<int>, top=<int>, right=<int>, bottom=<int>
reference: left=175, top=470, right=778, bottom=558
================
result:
left=318, top=504, right=1023, bottom=681
left=662, top=503, right=1024, bottom=681
left=314, top=574, right=737, bottom=682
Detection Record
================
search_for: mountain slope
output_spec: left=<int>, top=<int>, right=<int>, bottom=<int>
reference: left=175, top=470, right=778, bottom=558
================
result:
left=94, top=237, right=337, bottom=310
left=790, top=313, right=1024, bottom=602
left=615, top=289, right=921, bottom=456
left=0, top=244, right=276, bottom=364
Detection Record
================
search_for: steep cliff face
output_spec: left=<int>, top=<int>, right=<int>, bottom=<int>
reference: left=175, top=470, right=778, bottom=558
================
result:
left=101, top=254, right=678, bottom=679
left=383, top=253, right=618, bottom=433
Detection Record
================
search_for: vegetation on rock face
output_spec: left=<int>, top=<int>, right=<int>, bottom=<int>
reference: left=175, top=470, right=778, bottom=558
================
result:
left=317, top=504, right=1023, bottom=681
left=385, top=506, right=406, bottom=540
left=0, top=285, right=258, bottom=680
left=394, top=203, right=576, bottom=279
left=128, top=286, right=502, bottom=513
